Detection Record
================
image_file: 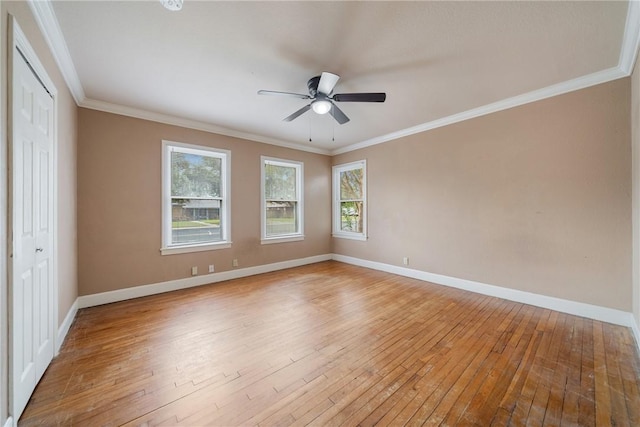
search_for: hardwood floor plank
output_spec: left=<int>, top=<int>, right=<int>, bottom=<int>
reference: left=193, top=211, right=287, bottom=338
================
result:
left=577, top=318, right=597, bottom=427
left=527, top=311, right=567, bottom=426
left=602, top=323, right=637, bottom=427
left=456, top=306, right=540, bottom=425
left=593, top=321, right=613, bottom=426
left=355, top=361, right=424, bottom=427
left=611, top=325, right=640, bottom=425
left=379, top=299, right=516, bottom=424
left=247, top=373, right=330, bottom=425
left=17, top=261, right=640, bottom=427
left=406, top=300, right=520, bottom=424
left=542, top=314, right=576, bottom=426
left=506, top=309, right=556, bottom=426
left=460, top=305, right=541, bottom=424
left=557, top=316, right=584, bottom=427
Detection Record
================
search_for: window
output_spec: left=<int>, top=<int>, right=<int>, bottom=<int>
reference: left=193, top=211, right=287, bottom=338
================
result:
left=261, top=157, right=304, bottom=243
left=161, top=141, right=231, bottom=255
left=333, top=160, right=366, bottom=240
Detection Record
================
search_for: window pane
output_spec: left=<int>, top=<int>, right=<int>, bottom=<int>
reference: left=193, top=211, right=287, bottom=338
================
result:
left=265, top=164, right=296, bottom=200
left=171, top=198, right=222, bottom=244
left=340, top=168, right=362, bottom=200
left=266, top=201, right=297, bottom=236
left=171, top=151, right=222, bottom=198
left=340, top=201, right=363, bottom=233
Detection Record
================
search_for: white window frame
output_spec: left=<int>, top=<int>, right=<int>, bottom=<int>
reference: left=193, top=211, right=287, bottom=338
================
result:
left=161, top=140, right=231, bottom=255
left=333, top=160, right=367, bottom=241
left=261, top=156, right=304, bottom=244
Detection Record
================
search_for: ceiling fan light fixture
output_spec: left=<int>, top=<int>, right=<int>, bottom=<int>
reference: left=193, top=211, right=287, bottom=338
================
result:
left=311, top=99, right=331, bottom=115
left=160, top=0, right=183, bottom=11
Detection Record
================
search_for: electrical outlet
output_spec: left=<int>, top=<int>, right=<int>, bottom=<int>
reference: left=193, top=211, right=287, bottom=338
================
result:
left=191, top=266, right=198, bottom=276
left=232, top=259, right=239, bottom=267
left=208, top=264, right=215, bottom=273
left=403, top=257, right=409, bottom=266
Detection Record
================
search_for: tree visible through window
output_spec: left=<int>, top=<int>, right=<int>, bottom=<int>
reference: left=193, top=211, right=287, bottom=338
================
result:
left=339, top=167, right=364, bottom=233
left=262, top=157, right=303, bottom=241
left=333, top=161, right=366, bottom=239
left=162, top=141, right=230, bottom=254
left=171, top=150, right=222, bottom=244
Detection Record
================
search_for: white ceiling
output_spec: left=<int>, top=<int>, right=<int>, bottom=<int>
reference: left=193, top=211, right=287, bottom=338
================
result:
left=33, top=1, right=639, bottom=155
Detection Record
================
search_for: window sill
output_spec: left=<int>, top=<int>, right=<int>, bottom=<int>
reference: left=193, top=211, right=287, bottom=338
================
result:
left=261, top=235, right=305, bottom=245
left=161, top=241, right=231, bottom=255
left=332, top=233, right=367, bottom=241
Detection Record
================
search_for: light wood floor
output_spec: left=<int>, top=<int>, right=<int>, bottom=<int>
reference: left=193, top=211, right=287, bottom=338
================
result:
left=19, top=261, right=640, bottom=426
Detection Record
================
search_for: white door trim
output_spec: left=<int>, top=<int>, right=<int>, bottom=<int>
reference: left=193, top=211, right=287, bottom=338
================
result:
left=8, top=16, right=59, bottom=423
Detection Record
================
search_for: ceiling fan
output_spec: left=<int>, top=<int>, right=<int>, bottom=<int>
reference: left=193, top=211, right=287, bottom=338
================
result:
left=258, top=72, right=386, bottom=125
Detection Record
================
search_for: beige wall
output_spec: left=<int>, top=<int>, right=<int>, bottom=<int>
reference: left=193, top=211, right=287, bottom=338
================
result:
left=1, top=1, right=78, bottom=424
left=333, top=78, right=632, bottom=311
left=77, top=108, right=331, bottom=296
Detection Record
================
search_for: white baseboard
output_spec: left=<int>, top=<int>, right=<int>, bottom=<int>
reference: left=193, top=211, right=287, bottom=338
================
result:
left=56, top=298, right=78, bottom=355
left=332, top=254, right=638, bottom=333
left=3, top=416, right=14, bottom=427
left=63, top=252, right=640, bottom=355
left=78, top=254, right=332, bottom=309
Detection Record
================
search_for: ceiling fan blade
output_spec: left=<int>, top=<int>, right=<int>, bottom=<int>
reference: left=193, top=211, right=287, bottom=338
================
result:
left=258, top=90, right=311, bottom=100
left=328, top=102, right=350, bottom=125
left=332, top=93, right=386, bottom=102
left=283, top=104, right=311, bottom=122
left=317, top=72, right=340, bottom=95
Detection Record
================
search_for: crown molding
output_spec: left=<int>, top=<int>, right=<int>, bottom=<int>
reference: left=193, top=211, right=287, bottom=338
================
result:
left=80, top=98, right=331, bottom=155
left=334, top=0, right=640, bottom=155
left=30, top=0, right=640, bottom=157
left=619, top=0, right=640, bottom=75
left=27, top=0, right=84, bottom=104
left=332, top=66, right=627, bottom=155
left=26, top=0, right=328, bottom=155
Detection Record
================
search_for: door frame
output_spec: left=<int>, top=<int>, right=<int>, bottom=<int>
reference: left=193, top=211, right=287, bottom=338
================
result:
left=7, top=16, right=59, bottom=423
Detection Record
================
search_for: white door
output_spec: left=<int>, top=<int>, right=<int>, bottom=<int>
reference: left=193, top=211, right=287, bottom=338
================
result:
left=11, top=47, right=55, bottom=420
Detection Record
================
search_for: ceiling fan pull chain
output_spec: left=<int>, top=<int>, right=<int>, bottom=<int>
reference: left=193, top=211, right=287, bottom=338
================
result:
left=332, top=104, right=335, bottom=142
